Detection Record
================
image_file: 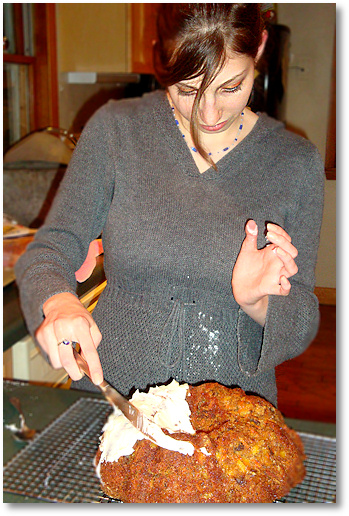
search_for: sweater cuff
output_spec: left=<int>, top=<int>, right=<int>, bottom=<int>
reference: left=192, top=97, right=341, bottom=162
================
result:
left=236, top=308, right=264, bottom=376
left=261, top=291, right=319, bottom=365
left=237, top=289, right=319, bottom=377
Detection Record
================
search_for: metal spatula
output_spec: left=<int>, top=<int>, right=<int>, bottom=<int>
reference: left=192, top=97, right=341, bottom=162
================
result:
left=72, top=348, right=159, bottom=443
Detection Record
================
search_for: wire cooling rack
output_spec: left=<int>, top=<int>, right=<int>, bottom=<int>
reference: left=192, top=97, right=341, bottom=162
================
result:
left=3, top=397, right=336, bottom=503
left=277, top=432, right=336, bottom=503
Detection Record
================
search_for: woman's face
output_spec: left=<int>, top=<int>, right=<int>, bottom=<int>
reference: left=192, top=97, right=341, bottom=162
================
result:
left=167, top=53, right=255, bottom=136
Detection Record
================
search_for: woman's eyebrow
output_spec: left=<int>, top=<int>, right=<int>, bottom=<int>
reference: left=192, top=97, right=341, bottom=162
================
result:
left=218, top=71, right=246, bottom=88
left=178, top=70, right=246, bottom=90
left=177, top=81, right=199, bottom=89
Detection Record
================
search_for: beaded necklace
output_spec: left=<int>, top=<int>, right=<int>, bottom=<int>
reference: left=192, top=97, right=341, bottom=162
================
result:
left=171, top=106, right=244, bottom=156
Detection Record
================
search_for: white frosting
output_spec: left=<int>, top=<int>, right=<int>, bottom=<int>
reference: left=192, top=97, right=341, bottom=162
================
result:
left=96, top=380, right=197, bottom=476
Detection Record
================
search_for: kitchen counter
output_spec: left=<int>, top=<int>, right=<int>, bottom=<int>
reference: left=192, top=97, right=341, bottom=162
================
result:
left=3, top=380, right=336, bottom=504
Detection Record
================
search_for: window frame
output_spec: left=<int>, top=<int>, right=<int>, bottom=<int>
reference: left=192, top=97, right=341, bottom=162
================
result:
left=3, top=3, right=59, bottom=133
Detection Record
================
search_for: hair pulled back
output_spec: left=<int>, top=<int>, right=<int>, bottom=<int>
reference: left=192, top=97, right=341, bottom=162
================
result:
left=153, top=3, right=264, bottom=165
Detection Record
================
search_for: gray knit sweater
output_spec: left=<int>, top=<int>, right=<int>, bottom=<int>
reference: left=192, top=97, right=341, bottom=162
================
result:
left=15, top=90, right=325, bottom=406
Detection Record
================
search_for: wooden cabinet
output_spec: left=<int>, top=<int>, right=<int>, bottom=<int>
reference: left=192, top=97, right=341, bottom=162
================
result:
left=57, top=3, right=160, bottom=75
left=130, top=3, right=160, bottom=74
left=56, top=3, right=129, bottom=73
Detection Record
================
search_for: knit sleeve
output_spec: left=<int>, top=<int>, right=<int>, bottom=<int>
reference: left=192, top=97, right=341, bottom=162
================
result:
left=14, top=105, right=116, bottom=338
left=236, top=146, right=325, bottom=375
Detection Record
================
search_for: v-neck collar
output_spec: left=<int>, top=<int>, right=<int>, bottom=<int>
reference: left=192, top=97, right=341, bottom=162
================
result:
left=154, top=89, right=271, bottom=180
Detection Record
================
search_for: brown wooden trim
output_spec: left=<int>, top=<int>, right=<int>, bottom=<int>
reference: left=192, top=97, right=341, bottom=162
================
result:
left=45, top=3, right=59, bottom=127
left=27, top=63, right=36, bottom=131
left=32, top=3, right=59, bottom=129
left=3, top=54, right=35, bottom=65
left=130, top=3, right=160, bottom=74
left=314, top=287, right=336, bottom=306
left=325, top=168, right=336, bottom=181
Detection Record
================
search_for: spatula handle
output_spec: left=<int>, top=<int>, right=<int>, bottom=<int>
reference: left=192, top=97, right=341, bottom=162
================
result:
left=72, top=348, right=91, bottom=379
left=72, top=348, right=109, bottom=389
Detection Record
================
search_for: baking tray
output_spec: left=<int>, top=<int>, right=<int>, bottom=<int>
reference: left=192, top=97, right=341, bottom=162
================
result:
left=3, top=397, right=336, bottom=503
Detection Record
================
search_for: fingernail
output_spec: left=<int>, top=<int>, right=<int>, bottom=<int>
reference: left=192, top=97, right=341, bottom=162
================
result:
left=276, top=247, right=286, bottom=256
left=93, top=373, right=103, bottom=385
left=247, top=220, right=258, bottom=235
left=267, top=231, right=276, bottom=240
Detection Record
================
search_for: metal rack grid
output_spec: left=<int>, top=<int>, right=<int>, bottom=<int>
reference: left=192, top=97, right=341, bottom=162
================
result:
left=277, top=432, right=336, bottom=503
left=3, top=397, right=336, bottom=503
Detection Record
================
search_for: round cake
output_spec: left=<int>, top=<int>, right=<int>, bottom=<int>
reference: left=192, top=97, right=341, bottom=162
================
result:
left=95, top=381, right=306, bottom=503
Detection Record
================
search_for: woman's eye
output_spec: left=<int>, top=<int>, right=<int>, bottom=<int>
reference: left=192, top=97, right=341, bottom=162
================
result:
left=223, top=83, right=242, bottom=94
left=177, top=87, right=196, bottom=96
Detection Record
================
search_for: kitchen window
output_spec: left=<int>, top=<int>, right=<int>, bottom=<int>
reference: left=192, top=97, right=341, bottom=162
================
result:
left=3, top=3, right=34, bottom=152
left=3, top=3, right=59, bottom=154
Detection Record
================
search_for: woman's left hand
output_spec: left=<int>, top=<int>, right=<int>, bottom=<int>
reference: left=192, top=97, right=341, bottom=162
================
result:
left=231, top=220, right=298, bottom=326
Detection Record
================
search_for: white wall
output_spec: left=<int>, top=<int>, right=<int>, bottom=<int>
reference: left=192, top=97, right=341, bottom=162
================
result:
left=56, top=3, right=129, bottom=131
left=277, top=3, right=336, bottom=289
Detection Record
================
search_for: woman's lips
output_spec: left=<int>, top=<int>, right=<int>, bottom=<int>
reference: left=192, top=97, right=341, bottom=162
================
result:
left=200, top=120, right=228, bottom=132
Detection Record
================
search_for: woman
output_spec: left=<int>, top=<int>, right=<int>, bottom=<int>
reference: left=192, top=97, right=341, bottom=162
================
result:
left=15, top=4, right=324, bottom=406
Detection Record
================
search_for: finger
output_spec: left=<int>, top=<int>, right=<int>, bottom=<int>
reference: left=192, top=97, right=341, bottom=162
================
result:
left=58, top=342, right=84, bottom=381
left=266, top=223, right=292, bottom=242
left=90, top=322, right=103, bottom=349
left=279, top=275, right=291, bottom=295
left=57, top=327, right=103, bottom=385
left=275, top=247, right=298, bottom=276
left=242, top=219, right=258, bottom=251
left=36, top=324, right=64, bottom=370
left=79, top=342, right=103, bottom=385
left=52, top=312, right=102, bottom=383
left=73, top=320, right=103, bottom=384
left=267, top=275, right=291, bottom=297
left=266, top=231, right=298, bottom=259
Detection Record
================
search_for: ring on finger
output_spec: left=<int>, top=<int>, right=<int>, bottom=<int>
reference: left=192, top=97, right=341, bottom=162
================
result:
left=58, top=340, right=78, bottom=349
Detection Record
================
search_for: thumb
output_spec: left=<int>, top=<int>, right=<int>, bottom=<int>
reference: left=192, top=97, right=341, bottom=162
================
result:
left=242, top=219, right=258, bottom=251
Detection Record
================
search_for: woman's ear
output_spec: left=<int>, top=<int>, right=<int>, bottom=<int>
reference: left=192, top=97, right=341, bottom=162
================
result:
left=255, top=29, right=268, bottom=63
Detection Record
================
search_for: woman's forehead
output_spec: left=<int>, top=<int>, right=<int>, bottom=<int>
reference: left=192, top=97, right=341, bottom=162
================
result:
left=178, top=54, right=252, bottom=88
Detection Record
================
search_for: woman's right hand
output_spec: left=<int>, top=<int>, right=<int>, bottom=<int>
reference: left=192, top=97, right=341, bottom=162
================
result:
left=35, top=292, right=103, bottom=385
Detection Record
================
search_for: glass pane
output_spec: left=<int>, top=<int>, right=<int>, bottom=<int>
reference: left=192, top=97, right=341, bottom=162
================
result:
left=3, top=3, right=34, bottom=56
left=3, top=62, right=31, bottom=153
left=22, top=3, right=34, bottom=56
left=3, top=3, right=16, bottom=54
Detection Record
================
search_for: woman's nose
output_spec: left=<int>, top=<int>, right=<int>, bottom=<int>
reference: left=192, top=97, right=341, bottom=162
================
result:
left=199, top=96, right=222, bottom=126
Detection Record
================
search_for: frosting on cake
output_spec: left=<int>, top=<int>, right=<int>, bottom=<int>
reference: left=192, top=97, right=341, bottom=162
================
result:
left=96, top=380, right=197, bottom=475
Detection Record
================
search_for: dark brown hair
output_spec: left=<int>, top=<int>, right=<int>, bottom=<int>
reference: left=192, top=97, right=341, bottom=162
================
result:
left=153, top=3, right=264, bottom=165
